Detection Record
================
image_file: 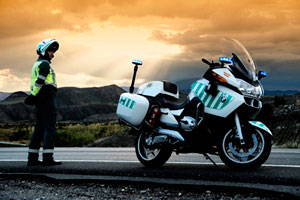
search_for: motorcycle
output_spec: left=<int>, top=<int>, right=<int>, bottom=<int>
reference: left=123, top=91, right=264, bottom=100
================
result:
left=116, top=38, right=272, bottom=170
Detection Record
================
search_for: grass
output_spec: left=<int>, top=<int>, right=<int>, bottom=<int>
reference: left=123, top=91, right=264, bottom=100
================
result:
left=0, top=125, right=32, bottom=145
left=0, top=123, right=127, bottom=147
left=56, top=123, right=126, bottom=147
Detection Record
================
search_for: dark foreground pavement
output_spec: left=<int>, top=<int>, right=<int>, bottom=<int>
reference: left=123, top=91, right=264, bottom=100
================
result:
left=0, top=160, right=300, bottom=199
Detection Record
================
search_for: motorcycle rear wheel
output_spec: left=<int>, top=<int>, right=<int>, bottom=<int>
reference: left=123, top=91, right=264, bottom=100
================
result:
left=218, top=127, right=272, bottom=170
left=135, top=130, right=172, bottom=167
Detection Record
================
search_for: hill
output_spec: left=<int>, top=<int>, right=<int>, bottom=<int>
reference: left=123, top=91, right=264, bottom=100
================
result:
left=0, top=92, right=11, bottom=101
left=0, top=85, right=125, bottom=123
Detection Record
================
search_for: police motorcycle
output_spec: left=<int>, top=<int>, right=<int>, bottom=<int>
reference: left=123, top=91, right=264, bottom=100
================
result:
left=116, top=39, right=272, bottom=170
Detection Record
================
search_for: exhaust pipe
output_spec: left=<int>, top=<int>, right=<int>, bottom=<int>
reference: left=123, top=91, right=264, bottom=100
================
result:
left=157, top=127, right=185, bottom=142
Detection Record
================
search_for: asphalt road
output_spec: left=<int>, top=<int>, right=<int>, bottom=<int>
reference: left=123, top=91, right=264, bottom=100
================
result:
left=1, top=147, right=300, bottom=197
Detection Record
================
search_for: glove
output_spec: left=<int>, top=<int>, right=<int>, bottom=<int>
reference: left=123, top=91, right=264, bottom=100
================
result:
left=24, top=94, right=36, bottom=105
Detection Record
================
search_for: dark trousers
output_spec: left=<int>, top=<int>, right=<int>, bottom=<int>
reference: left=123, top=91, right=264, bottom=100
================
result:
left=28, top=94, right=57, bottom=161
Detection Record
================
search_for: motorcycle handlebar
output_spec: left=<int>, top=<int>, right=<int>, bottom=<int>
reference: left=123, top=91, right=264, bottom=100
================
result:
left=202, top=58, right=220, bottom=68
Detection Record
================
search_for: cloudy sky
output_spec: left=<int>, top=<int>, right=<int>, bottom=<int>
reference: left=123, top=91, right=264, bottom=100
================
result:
left=0, top=0, right=299, bottom=92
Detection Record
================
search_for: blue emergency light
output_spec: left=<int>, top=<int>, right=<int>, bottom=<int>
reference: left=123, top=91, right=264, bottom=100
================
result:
left=132, top=59, right=143, bottom=66
left=219, top=57, right=232, bottom=63
left=258, top=71, right=267, bottom=80
left=259, top=71, right=267, bottom=77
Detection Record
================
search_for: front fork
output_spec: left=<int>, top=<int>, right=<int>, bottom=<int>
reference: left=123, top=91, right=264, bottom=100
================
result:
left=235, top=112, right=245, bottom=145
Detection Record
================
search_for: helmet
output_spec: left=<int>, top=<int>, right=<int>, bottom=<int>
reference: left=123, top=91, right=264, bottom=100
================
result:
left=36, top=39, right=59, bottom=56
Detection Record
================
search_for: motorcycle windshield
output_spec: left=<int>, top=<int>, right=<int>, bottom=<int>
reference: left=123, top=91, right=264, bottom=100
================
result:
left=221, top=38, right=257, bottom=81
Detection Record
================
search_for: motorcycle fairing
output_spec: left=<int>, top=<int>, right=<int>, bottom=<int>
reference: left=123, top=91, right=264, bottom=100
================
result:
left=160, top=108, right=179, bottom=127
left=189, top=79, right=244, bottom=118
left=249, top=121, right=272, bottom=135
left=212, top=68, right=239, bottom=88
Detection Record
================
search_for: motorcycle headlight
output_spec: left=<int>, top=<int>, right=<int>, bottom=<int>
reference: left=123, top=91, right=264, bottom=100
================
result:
left=236, top=79, right=262, bottom=98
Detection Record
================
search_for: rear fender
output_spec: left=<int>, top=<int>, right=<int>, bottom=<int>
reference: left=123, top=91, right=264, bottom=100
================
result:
left=248, top=121, right=272, bottom=136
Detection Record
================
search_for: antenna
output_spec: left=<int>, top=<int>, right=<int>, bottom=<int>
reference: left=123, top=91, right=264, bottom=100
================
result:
left=129, top=59, right=143, bottom=93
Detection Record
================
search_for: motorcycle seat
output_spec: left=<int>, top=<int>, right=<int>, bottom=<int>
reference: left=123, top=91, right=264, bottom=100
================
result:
left=162, top=98, right=190, bottom=110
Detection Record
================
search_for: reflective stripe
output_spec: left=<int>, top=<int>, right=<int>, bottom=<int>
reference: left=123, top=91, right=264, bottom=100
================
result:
left=43, top=149, right=54, bottom=153
left=44, top=67, right=57, bottom=88
left=45, top=82, right=57, bottom=88
left=50, top=67, right=56, bottom=86
left=33, top=62, right=41, bottom=77
left=38, top=75, right=46, bottom=80
left=35, top=82, right=43, bottom=87
left=28, top=149, right=39, bottom=153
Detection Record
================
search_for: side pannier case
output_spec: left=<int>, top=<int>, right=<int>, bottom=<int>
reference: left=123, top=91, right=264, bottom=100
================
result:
left=116, top=93, right=150, bottom=126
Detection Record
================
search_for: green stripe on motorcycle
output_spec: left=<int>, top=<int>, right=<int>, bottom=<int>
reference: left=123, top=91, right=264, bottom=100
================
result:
left=213, top=96, right=222, bottom=109
left=191, top=81, right=234, bottom=110
left=207, top=92, right=220, bottom=108
left=202, top=94, right=210, bottom=104
left=191, top=82, right=197, bottom=90
left=195, top=83, right=201, bottom=94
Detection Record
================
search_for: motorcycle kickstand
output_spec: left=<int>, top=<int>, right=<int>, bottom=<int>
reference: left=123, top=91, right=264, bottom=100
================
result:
left=203, top=153, right=218, bottom=168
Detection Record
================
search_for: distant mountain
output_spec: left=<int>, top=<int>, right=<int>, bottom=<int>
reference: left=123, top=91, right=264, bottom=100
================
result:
left=121, top=86, right=138, bottom=93
left=0, top=92, right=11, bottom=101
left=175, top=78, right=199, bottom=91
left=264, top=90, right=299, bottom=95
left=0, top=85, right=125, bottom=123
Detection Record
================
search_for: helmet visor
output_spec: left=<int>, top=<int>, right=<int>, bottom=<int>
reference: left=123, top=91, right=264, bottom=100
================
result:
left=47, top=41, right=59, bottom=52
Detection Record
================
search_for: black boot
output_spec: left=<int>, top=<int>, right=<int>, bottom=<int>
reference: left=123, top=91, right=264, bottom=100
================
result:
left=43, top=160, right=62, bottom=166
left=43, top=153, right=62, bottom=166
left=27, top=152, right=42, bottom=166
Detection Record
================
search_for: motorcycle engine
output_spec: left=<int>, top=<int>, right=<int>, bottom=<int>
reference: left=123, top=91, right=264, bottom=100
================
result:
left=180, top=116, right=196, bottom=131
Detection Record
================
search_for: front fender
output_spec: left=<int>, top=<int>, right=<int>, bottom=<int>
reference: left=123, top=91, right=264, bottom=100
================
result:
left=249, top=121, right=272, bottom=136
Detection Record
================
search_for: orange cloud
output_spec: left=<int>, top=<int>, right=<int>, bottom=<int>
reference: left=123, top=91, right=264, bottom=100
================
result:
left=0, top=0, right=300, bottom=91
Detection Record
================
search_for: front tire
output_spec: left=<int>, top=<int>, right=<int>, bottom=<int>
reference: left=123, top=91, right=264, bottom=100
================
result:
left=218, top=127, right=272, bottom=170
left=135, top=130, right=172, bottom=167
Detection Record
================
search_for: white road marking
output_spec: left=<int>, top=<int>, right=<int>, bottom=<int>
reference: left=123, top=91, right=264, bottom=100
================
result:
left=1, top=159, right=300, bottom=168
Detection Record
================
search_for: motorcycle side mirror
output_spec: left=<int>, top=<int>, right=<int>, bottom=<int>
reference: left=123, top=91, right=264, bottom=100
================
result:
left=202, top=58, right=220, bottom=68
left=258, top=71, right=267, bottom=80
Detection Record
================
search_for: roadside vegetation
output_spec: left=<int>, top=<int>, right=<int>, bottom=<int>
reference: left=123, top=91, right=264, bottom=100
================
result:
left=0, top=123, right=127, bottom=147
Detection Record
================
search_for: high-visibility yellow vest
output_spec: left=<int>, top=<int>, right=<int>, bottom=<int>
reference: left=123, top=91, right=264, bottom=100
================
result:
left=30, top=60, right=57, bottom=96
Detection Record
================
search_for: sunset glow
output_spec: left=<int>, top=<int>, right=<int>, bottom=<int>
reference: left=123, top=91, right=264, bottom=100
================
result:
left=0, top=0, right=299, bottom=92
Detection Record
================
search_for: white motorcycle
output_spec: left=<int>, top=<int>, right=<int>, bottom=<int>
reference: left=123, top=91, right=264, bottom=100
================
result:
left=116, top=39, right=272, bottom=170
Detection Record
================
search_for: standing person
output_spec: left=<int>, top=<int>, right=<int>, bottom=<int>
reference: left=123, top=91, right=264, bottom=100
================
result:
left=25, top=39, right=61, bottom=166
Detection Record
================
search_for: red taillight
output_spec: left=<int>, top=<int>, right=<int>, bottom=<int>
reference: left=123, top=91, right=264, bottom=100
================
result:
left=147, top=107, right=161, bottom=126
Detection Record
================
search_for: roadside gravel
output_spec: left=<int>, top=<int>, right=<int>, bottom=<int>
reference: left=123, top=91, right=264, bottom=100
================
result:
left=0, top=177, right=288, bottom=200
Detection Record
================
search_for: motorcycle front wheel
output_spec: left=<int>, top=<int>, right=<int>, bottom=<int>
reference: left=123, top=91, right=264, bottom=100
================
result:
left=135, top=129, right=172, bottom=167
left=218, top=127, right=272, bottom=170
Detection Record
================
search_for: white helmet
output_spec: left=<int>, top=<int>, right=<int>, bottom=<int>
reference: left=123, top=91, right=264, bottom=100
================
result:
left=36, top=39, right=59, bottom=56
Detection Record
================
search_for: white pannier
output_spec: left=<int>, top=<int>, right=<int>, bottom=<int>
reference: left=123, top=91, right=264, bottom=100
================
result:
left=116, top=93, right=149, bottom=126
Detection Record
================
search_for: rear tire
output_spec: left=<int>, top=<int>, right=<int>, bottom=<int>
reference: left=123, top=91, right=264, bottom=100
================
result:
left=135, top=130, right=172, bottom=167
left=218, top=127, right=272, bottom=170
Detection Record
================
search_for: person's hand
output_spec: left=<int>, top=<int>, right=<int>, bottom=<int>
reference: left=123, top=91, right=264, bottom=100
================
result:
left=24, top=95, right=36, bottom=105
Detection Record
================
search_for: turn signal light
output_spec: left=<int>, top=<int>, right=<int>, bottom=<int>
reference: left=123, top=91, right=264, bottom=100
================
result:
left=212, top=72, right=228, bottom=83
